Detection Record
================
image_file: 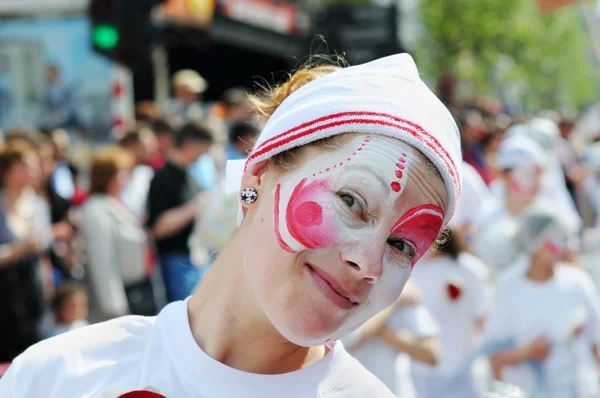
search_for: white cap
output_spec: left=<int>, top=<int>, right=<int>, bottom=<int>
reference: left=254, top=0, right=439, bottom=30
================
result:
left=241, top=54, right=462, bottom=228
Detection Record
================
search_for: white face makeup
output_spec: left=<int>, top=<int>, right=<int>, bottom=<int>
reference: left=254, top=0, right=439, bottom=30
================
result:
left=246, top=135, right=446, bottom=346
left=508, top=164, right=541, bottom=197
left=539, top=224, right=568, bottom=260
left=274, top=135, right=418, bottom=254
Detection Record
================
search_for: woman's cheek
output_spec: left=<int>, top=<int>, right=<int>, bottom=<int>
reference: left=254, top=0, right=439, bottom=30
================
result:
left=276, top=178, right=338, bottom=251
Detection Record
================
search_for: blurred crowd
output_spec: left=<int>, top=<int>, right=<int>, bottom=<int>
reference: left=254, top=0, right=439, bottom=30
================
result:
left=3, top=64, right=600, bottom=397
left=0, top=68, right=259, bottom=362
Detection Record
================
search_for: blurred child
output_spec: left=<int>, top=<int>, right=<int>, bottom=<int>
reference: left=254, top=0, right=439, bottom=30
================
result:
left=49, top=283, right=89, bottom=337
left=485, top=202, right=600, bottom=398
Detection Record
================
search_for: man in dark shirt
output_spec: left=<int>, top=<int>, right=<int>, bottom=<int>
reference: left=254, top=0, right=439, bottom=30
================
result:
left=147, top=122, right=214, bottom=302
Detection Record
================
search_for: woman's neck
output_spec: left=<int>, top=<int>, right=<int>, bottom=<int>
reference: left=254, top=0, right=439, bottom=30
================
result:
left=188, top=234, right=326, bottom=374
left=505, top=192, right=532, bottom=217
left=526, top=254, right=555, bottom=282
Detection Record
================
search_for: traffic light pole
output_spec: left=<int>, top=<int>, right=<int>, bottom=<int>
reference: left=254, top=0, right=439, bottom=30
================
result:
left=152, top=44, right=170, bottom=106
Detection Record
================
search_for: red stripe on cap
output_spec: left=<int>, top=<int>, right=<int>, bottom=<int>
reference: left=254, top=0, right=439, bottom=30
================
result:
left=249, top=111, right=457, bottom=180
left=248, top=116, right=458, bottom=190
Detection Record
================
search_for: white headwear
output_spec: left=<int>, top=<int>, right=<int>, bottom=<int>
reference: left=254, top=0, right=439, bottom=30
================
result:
left=495, top=133, right=547, bottom=170
left=527, top=117, right=560, bottom=151
left=449, top=161, right=494, bottom=229
left=227, top=54, right=462, bottom=227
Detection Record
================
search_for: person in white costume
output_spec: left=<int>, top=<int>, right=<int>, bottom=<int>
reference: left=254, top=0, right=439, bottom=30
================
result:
left=344, top=281, right=441, bottom=396
left=474, top=133, right=547, bottom=272
left=411, top=229, right=488, bottom=398
left=0, top=54, right=462, bottom=398
left=485, top=203, right=600, bottom=398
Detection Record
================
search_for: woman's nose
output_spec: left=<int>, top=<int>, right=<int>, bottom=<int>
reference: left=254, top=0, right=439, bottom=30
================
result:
left=339, top=245, right=385, bottom=284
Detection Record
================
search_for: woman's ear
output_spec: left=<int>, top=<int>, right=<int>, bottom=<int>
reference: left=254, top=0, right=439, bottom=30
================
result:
left=240, top=159, right=271, bottom=211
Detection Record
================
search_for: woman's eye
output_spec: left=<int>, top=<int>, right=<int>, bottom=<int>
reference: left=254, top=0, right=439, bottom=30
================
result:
left=340, top=194, right=355, bottom=208
left=388, top=239, right=416, bottom=258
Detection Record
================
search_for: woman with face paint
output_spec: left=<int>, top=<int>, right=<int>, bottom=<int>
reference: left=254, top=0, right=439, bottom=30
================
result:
left=0, top=54, right=461, bottom=398
left=484, top=203, right=600, bottom=398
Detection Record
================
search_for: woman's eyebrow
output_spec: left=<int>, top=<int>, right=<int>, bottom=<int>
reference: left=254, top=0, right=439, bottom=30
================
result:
left=351, top=164, right=387, bottom=191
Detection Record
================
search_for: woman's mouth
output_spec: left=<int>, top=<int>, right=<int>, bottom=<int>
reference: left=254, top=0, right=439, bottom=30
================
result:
left=306, top=263, right=359, bottom=310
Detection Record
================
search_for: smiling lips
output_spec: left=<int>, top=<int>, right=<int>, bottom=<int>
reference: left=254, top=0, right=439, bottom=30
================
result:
left=307, top=264, right=360, bottom=310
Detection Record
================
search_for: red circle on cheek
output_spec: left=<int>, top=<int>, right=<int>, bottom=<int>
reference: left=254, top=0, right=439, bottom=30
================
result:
left=294, top=201, right=323, bottom=227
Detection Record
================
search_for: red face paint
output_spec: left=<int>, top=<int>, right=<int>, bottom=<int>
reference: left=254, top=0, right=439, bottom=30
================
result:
left=285, top=178, right=336, bottom=249
left=544, top=241, right=563, bottom=258
left=391, top=204, right=444, bottom=266
left=274, top=184, right=296, bottom=253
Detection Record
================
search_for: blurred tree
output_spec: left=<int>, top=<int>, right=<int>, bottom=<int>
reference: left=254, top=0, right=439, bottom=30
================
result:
left=415, top=0, right=596, bottom=110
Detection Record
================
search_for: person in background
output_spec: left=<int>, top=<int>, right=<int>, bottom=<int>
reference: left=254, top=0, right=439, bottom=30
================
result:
left=225, top=122, right=259, bottom=161
left=48, top=129, right=74, bottom=201
left=473, top=133, right=548, bottom=272
left=38, top=65, right=77, bottom=132
left=163, top=69, right=207, bottom=126
left=82, top=147, right=160, bottom=321
left=410, top=229, right=488, bottom=398
left=48, top=283, right=89, bottom=337
left=68, top=163, right=87, bottom=207
left=148, top=118, right=175, bottom=170
left=33, top=134, right=74, bottom=284
left=147, top=122, right=213, bottom=302
left=344, top=281, right=440, bottom=397
left=485, top=203, right=600, bottom=398
left=118, top=128, right=156, bottom=220
left=460, top=111, right=491, bottom=185
left=0, top=144, right=45, bottom=362
left=221, top=87, right=254, bottom=125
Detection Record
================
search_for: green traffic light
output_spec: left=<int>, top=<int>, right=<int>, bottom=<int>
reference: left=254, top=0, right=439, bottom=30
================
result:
left=92, top=23, right=120, bottom=50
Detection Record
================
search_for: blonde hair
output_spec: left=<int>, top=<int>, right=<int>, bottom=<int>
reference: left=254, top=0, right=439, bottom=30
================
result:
left=249, top=56, right=350, bottom=172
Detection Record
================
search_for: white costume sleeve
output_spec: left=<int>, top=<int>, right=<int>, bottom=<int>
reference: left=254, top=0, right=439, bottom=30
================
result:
left=388, top=304, right=439, bottom=338
left=579, top=271, right=600, bottom=344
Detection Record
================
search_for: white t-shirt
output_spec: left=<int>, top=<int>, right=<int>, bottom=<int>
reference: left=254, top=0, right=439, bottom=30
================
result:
left=120, top=165, right=154, bottom=219
left=0, top=299, right=394, bottom=398
left=484, top=264, right=600, bottom=397
left=344, top=304, right=439, bottom=395
left=410, top=253, right=488, bottom=377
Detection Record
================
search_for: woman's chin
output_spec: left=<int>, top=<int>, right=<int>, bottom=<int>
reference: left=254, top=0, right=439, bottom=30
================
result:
left=274, top=314, right=343, bottom=347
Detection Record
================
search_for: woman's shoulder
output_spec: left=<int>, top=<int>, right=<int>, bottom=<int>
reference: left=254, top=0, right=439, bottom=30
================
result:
left=3, top=315, right=155, bottom=397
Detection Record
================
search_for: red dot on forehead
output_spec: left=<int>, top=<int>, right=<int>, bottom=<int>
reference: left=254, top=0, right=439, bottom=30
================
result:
left=326, top=168, right=330, bottom=171
left=391, top=182, right=401, bottom=192
left=339, top=162, right=343, bottom=166
left=397, top=163, right=405, bottom=170
left=395, top=170, right=403, bottom=178
left=400, top=158, right=406, bottom=163
left=358, top=148, right=363, bottom=151
left=347, top=158, right=351, bottom=161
